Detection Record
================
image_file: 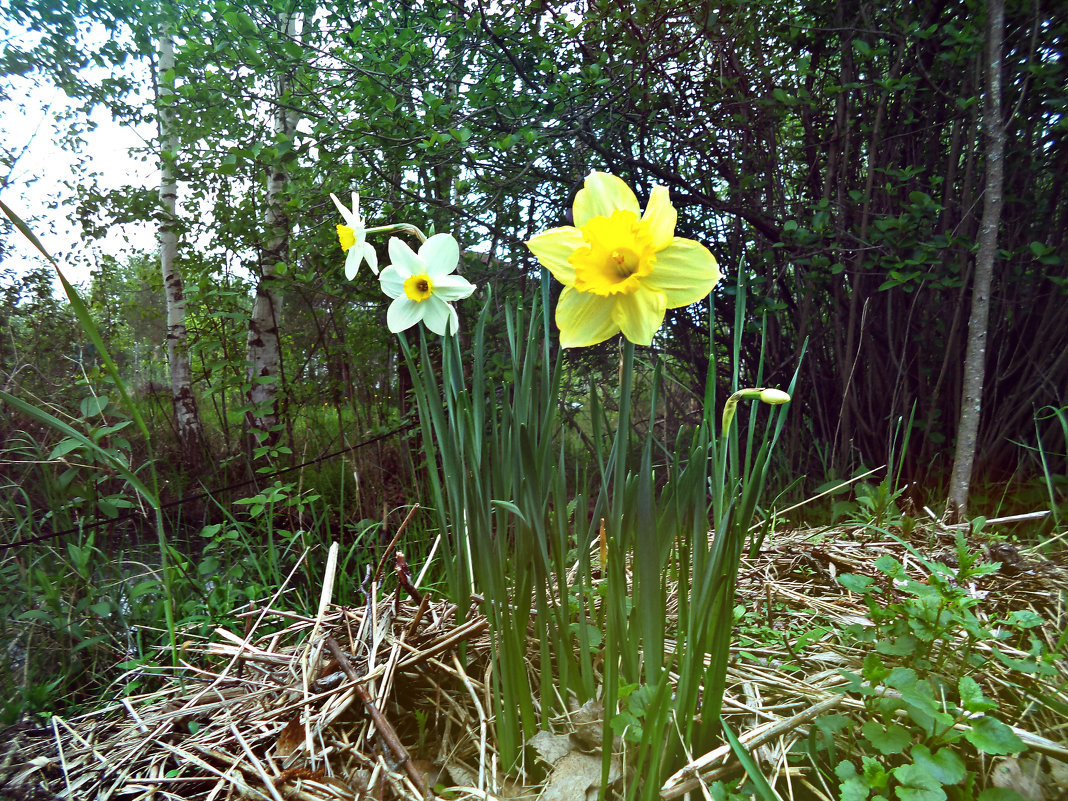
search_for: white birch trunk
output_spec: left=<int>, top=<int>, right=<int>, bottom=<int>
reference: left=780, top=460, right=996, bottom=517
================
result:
left=946, top=0, right=1004, bottom=521
left=158, top=16, right=205, bottom=469
left=245, top=11, right=301, bottom=447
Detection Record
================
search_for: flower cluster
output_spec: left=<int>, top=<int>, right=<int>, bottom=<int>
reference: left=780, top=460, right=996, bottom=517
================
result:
left=331, top=171, right=722, bottom=346
left=331, top=193, right=475, bottom=337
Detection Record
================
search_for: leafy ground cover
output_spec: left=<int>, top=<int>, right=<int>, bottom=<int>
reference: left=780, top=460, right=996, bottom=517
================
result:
left=2, top=522, right=1064, bottom=800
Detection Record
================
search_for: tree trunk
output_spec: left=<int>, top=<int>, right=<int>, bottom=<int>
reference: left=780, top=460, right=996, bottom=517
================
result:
left=157, top=14, right=206, bottom=470
left=245, top=10, right=301, bottom=450
left=945, top=0, right=1004, bottom=521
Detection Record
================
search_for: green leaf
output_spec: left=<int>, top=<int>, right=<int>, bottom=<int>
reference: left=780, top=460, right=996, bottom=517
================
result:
left=876, top=635, right=919, bottom=656
left=721, top=718, right=779, bottom=801
left=895, top=789, right=946, bottom=801
left=18, top=609, right=60, bottom=626
left=128, top=580, right=161, bottom=601
left=964, top=716, right=1025, bottom=755
left=80, top=395, right=110, bottom=417
left=839, top=573, right=874, bottom=593
left=874, top=554, right=904, bottom=576
left=1007, top=610, right=1044, bottom=629
left=490, top=499, right=528, bottom=524
left=977, top=789, right=1028, bottom=801
left=815, top=714, right=853, bottom=734
left=887, top=668, right=938, bottom=716
left=892, top=762, right=944, bottom=793
left=861, top=757, right=890, bottom=790
left=72, top=634, right=109, bottom=653
left=958, top=676, right=998, bottom=713
left=909, top=745, right=965, bottom=785
left=863, top=719, right=912, bottom=754
left=840, top=775, right=871, bottom=801
left=48, top=438, right=83, bottom=460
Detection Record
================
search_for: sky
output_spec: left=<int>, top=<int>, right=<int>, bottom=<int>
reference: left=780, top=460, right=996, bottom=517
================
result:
left=2, top=46, right=158, bottom=289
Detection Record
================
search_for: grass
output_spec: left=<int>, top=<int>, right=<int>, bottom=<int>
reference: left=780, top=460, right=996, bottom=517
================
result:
left=1, top=370, right=1064, bottom=797
left=3, top=358, right=1064, bottom=799
left=2, top=516, right=1063, bottom=800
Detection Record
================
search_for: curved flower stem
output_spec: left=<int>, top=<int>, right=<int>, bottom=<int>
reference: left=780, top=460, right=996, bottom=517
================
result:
left=366, top=222, right=427, bottom=244
left=720, top=387, right=792, bottom=433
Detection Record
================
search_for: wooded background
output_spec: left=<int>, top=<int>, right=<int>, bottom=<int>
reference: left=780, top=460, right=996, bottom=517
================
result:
left=2, top=0, right=1066, bottom=524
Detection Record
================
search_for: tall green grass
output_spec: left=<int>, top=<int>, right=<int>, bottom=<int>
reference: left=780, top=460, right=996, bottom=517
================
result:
left=399, top=267, right=800, bottom=797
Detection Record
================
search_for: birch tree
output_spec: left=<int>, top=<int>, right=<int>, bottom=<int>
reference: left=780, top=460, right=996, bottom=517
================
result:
left=244, top=8, right=301, bottom=449
left=945, top=0, right=1005, bottom=520
left=157, top=9, right=205, bottom=469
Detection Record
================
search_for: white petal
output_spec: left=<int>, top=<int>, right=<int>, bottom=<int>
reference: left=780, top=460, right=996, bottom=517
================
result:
left=379, top=265, right=406, bottom=299
left=387, top=297, right=423, bottom=333
left=344, top=248, right=362, bottom=280
left=419, top=233, right=460, bottom=275
left=421, top=298, right=454, bottom=336
left=445, top=303, right=460, bottom=335
left=387, top=237, right=422, bottom=276
left=430, top=273, right=476, bottom=300
left=361, top=243, right=379, bottom=275
left=330, top=192, right=357, bottom=227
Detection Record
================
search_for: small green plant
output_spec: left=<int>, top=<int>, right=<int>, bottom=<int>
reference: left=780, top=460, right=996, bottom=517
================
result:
left=836, top=664, right=1026, bottom=801
left=338, top=174, right=798, bottom=800
left=850, top=478, right=907, bottom=529
left=838, top=542, right=999, bottom=674
left=828, top=534, right=1057, bottom=800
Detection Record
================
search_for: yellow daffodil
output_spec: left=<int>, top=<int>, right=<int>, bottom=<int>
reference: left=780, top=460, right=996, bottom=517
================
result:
left=331, top=191, right=378, bottom=278
left=525, top=172, right=722, bottom=347
left=379, top=234, right=476, bottom=336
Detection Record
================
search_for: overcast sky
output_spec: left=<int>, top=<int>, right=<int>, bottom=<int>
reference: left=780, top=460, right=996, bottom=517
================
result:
left=2, top=56, right=158, bottom=289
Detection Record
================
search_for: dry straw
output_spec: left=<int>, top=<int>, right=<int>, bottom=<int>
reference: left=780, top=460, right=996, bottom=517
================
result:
left=3, top=526, right=1066, bottom=800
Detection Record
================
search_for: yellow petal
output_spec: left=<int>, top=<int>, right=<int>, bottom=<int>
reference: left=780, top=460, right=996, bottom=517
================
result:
left=526, top=226, right=584, bottom=285
left=612, top=288, right=667, bottom=346
left=555, top=287, right=620, bottom=347
left=573, top=172, right=640, bottom=227
left=641, top=186, right=677, bottom=250
left=644, top=238, right=722, bottom=308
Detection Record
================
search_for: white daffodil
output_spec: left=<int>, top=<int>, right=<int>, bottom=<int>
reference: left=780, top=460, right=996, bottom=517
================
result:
left=379, top=234, right=476, bottom=336
left=331, top=191, right=378, bottom=278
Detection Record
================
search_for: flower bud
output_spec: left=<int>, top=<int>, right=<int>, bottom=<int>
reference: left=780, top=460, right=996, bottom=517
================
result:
left=758, top=388, right=791, bottom=405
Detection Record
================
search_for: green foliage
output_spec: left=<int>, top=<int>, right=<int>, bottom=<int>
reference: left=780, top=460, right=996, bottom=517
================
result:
left=826, top=534, right=1056, bottom=801
left=848, top=479, right=909, bottom=529
left=6, top=0, right=1067, bottom=495
left=398, top=264, right=797, bottom=798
